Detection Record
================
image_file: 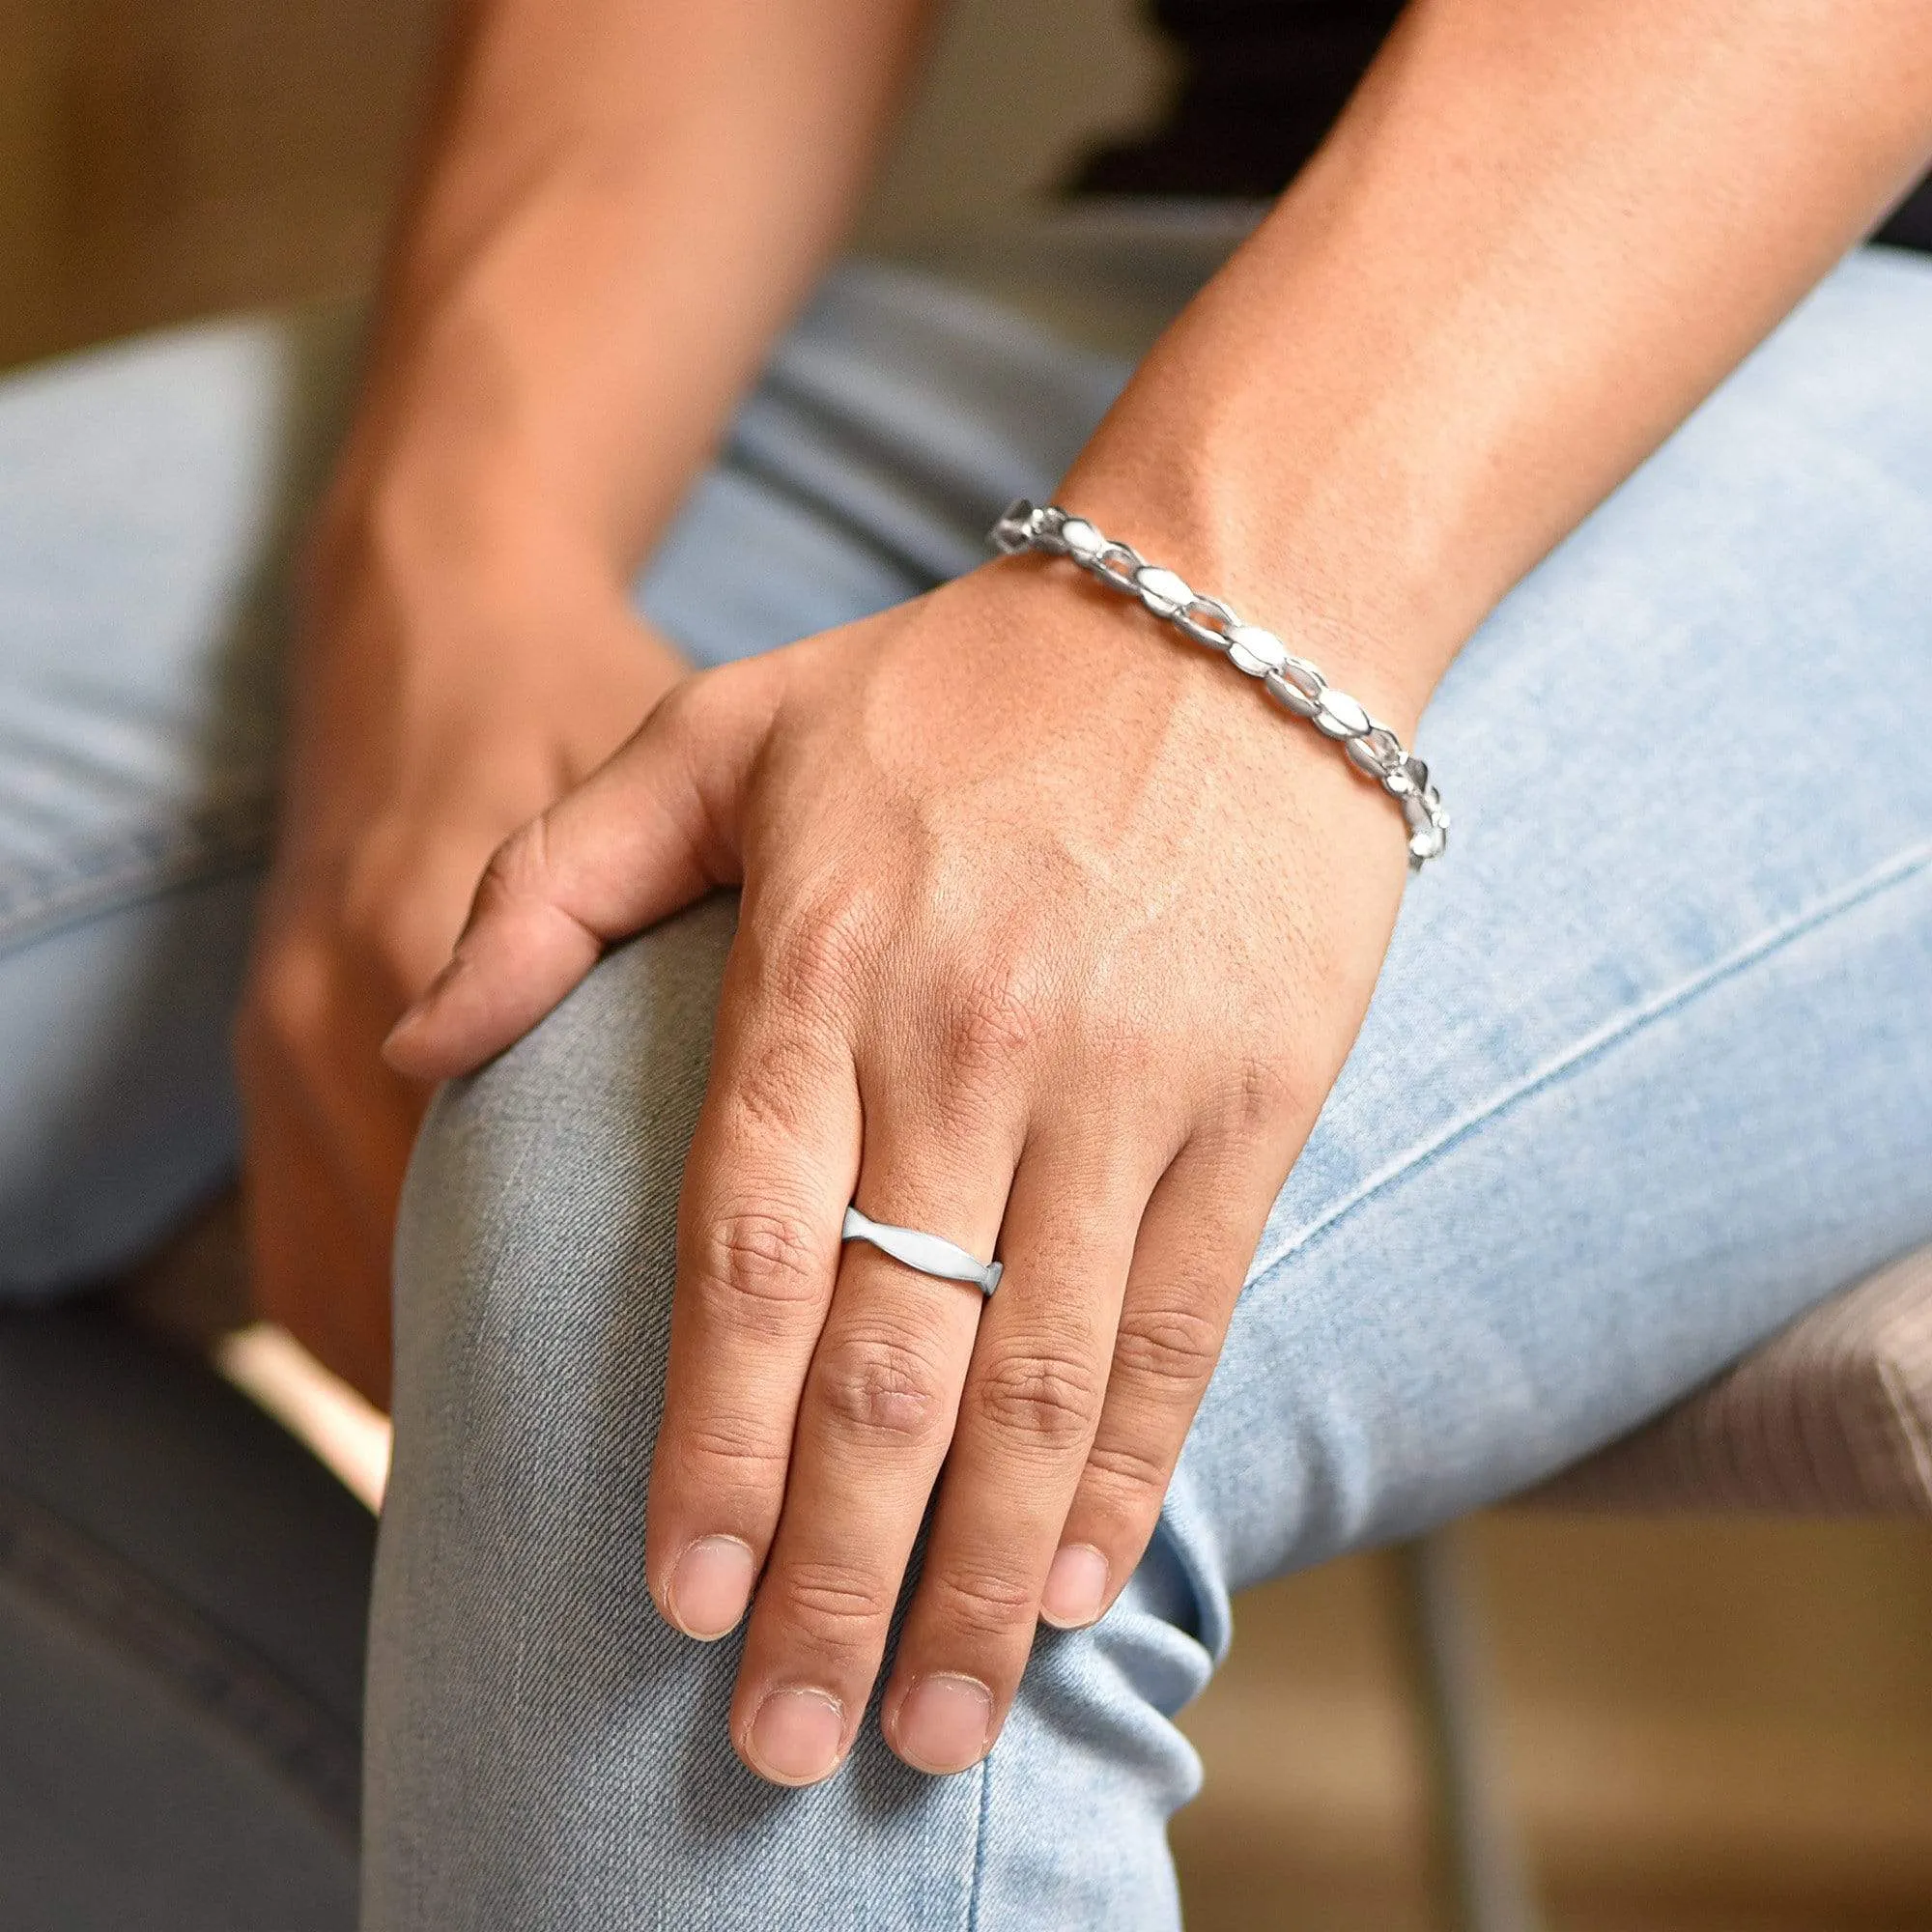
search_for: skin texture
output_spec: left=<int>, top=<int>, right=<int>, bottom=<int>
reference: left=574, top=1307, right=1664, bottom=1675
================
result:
left=264, top=0, right=1929, bottom=1779
left=234, top=0, right=933, bottom=1402
left=387, top=561, right=1412, bottom=1784
left=234, top=527, right=678, bottom=1402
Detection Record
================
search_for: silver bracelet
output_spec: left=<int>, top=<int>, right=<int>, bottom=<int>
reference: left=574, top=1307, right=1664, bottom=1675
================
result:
left=988, top=499, right=1449, bottom=868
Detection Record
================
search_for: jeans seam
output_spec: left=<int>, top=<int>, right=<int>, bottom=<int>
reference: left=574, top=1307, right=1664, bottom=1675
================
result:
left=0, top=795, right=273, bottom=958
left=724, top=400, right=964, bottom=589
left=964, top=1753, right=992, bottom=1932
left=1267, top=838, right=1932, bottom=1276
left=0, top=1476, right=360, bottom=1837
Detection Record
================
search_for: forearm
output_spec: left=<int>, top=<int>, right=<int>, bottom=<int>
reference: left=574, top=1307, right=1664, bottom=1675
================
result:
left=327, top=0, right=932, bottom=579
left=1066, top=0, right=1932, bottom=729
left=249, top=0, right=939, bottom=1394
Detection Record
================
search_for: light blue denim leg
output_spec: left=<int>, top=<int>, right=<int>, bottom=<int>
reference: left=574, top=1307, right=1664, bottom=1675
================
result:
left=368, top=250, right=1932, bottom=1929
left=0, top=264, right=1118, bottom=1298
left=0, top=306, right=357, bottom=1293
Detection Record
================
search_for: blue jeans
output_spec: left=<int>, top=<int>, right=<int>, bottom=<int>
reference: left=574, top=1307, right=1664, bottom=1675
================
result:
left=3, top=237, right=1930, bottom=1928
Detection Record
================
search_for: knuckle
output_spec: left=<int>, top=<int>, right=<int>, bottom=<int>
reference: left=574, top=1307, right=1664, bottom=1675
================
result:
left=972, top=1348, right=1102, bottom=1449
left=1112, top=1301, right=1222, bottom=1394
left=938, top=960, right=1047, bottom=1076
left=675, top=1412, right=792, bottom=1479
left=716, top=1039, right=828, bottom=1144
left=474, top=819, right=553, bottom=915
left=1081, top=1431, right=1178, bottom=1503
left=779, top=1558, right=895, bottom=1641
left=810, top=1332, right=952, bottom=1447
left=760, top=894, right=875, bottom=1015
left=239, top=940, right=332, bottom=1064
left=685, top=1205, right=828, bottom=1331
left=922, top=1564, right=1037, bottom=1640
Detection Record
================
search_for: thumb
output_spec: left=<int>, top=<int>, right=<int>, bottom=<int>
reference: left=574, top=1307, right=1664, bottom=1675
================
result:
left=383, top=663, right=773, bottom=1080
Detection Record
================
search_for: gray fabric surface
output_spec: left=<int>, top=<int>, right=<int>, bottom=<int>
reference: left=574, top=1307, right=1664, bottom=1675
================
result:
left=0, top=1303, right=369, bottom=1929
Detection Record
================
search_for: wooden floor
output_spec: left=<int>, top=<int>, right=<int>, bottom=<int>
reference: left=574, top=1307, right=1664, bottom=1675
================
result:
left=1173, top=1520, right=1932, bottom=1930
left=8, top=4, right=1932, bottom=1924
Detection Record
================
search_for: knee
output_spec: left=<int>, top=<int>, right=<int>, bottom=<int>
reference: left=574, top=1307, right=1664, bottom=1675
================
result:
left=388, top=895, right=736, bottom=1485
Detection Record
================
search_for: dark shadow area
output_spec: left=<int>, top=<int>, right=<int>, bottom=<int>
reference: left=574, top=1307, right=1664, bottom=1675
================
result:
left=0, top=1297, right=372, bottom=1930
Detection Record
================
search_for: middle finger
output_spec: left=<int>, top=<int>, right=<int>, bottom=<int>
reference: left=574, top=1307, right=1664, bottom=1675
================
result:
left=881, top=1117, right=1156, bottom=1776
left=729, top=1073, right=1018, bottom=1785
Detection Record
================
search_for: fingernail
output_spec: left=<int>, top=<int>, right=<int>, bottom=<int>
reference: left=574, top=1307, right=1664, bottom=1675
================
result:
left=381, top=1006, right=426, bottom=1054
left=1039, top=1544, right=1110, bottom=1630
left=383, top=955, right=464, bottom=1050
left=746, top=1688, right=844, bottom=1785
left=894, top=1674, right=992, bottom=1776
left=665, top=1535, right=755, bottom=1639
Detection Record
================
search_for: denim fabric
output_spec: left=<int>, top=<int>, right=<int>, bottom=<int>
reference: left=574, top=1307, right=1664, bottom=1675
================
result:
left=1, top=232, right=1929, bottom=1927
left=0, top=304, right=359, bottom=1292
left=0, top=1304, right=372, bottom=1930
left=368, top=252, right=1932, bottom=1926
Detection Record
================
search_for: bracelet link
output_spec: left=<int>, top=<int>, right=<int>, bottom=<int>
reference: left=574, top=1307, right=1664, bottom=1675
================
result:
left=988, top=498, right=1450, bottom=869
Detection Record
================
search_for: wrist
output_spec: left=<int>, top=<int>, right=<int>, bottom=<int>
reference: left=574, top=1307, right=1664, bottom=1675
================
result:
left=312, top=441, right=652, bottom=637
left=988, top=500, right=1449, bottom=866
left=301, top=467, right=685, bottom=737
left=1058, top=242, right=1504, bottom=736
left=283, top=480, right=684, bottom=868
left=1057, top=418, right=1457, bottom=744
left=315, top=401, right=619, bottom=595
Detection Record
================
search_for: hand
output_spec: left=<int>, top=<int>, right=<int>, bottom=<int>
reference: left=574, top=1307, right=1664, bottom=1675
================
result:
left=386, top=548, right=1415, bottom=1781
left=236, top=508, right=682, bottom=1403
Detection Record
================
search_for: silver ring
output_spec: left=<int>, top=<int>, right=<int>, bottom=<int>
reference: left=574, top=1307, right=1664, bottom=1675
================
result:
left=841, top=1206, right=1002, bottom=1296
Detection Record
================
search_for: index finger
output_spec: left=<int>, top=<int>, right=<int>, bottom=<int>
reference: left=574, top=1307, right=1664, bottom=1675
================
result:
left=643, top=924, right=862, bottom=1644
left=383, top=663, right=776, bottom=1080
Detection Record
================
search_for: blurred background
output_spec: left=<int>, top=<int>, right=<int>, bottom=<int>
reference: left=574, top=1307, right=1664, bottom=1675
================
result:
left=2, top=2, right=1928, bottom=1927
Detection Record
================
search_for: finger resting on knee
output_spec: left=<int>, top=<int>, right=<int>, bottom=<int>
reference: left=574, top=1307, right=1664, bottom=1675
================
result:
left=727, top=1076, right=1017, bottom=1784
left=881, top=1130, right=1150, bottom=1775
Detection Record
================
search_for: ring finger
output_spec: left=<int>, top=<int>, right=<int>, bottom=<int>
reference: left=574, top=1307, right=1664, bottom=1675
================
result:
left=729, top=1075, right=1019, bottom=1786
left=1046, top=1130, right=1279, bottom=1631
